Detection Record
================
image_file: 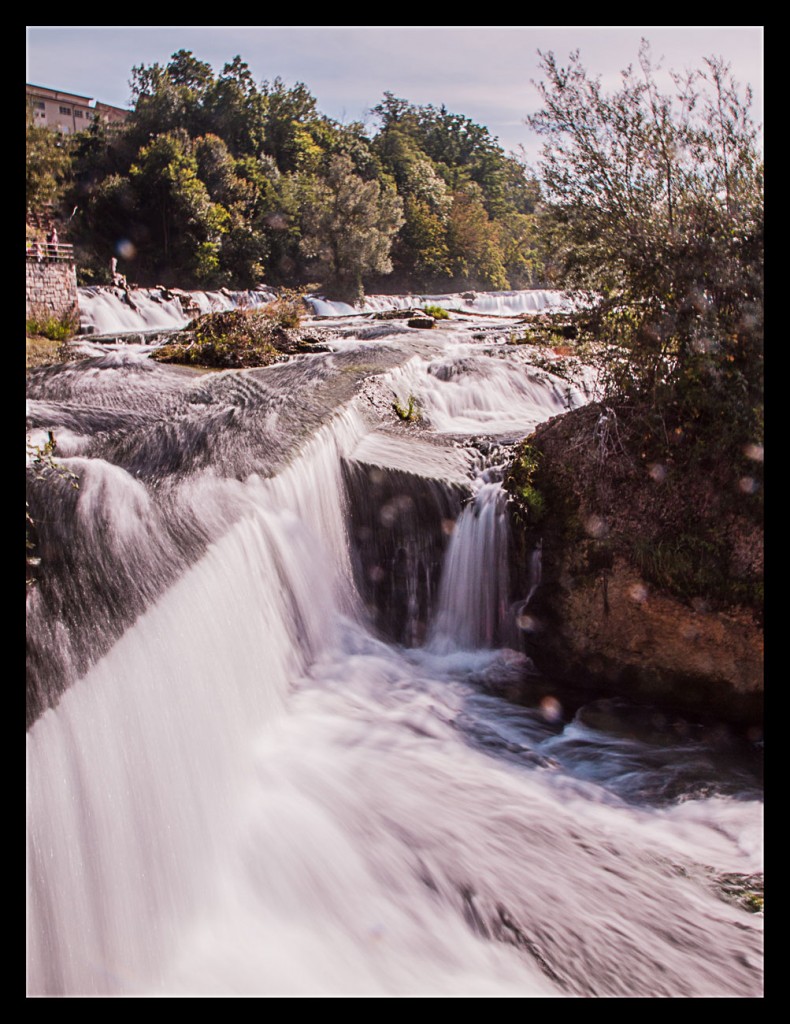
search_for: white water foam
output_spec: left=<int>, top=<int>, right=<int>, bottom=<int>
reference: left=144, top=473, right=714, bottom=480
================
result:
left=27, top=304, right=762, bottom=997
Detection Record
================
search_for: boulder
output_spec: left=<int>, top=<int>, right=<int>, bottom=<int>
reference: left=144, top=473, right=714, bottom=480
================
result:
left=407, top=315, right=435, bottom=329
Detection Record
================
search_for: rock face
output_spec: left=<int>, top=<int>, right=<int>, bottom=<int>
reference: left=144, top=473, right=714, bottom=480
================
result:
left=505, top=402, right=763, bottom=725
left=539, top=552, right=763, bottom=720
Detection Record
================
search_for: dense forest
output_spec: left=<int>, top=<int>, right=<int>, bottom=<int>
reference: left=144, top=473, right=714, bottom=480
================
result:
left=26, top=50, right=545, bottom=300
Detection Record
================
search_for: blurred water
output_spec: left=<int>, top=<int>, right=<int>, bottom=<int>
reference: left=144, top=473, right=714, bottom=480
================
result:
left=26, top=305, right=762, bottom=997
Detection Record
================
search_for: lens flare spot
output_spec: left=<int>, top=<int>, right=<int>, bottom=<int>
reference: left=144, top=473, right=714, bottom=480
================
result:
left=116, top=239, right=136, bottom=260
left=516, top=612, right=539, bottom=632
left=539, top=696, right=563, bottom=723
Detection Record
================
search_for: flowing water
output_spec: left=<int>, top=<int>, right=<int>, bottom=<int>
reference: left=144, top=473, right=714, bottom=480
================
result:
left=26, top=289, right=763, bottom=997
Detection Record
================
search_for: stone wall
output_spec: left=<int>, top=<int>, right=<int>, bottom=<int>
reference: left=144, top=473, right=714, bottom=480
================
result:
left=26, top=260, right=79, bottom=323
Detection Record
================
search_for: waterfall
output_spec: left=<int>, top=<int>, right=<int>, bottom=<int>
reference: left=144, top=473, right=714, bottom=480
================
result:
left=429, top=482, right=511, bottom=652
left=77, top=286, right=278, bottom=337
left=26, top=300, right=763, bottom=997
left=305, top=288, right=571, bottom=318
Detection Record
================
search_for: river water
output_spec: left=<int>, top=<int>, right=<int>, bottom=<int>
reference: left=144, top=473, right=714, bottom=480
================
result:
left=26, top=289, right=763, bottom=997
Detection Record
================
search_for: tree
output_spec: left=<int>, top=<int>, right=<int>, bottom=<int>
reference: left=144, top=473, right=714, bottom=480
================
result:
left=204, top=57, right=267, bottom=158
left=528, top=43, right=763, bottom=455
left=299, top=154, right=404, bottom=301
left=129, top=53, right=212, bottom=145
left=26, top=111, right=73, bottom=214
left=128, top=131, right=230, bottom=284
left=446, top=184, right=508, bottom=290
left=261, top=78, right=321, bottom=173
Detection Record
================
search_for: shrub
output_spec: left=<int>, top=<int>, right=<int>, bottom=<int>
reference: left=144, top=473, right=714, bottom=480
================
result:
left=26, top=308, right=78, bottom=341
left=264, top=287, right=309, bottom=329
left=504, top=444, right=546, bottom=524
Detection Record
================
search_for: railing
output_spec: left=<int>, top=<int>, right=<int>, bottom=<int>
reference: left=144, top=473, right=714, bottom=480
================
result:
left=26, top=242, right=74, bottom=263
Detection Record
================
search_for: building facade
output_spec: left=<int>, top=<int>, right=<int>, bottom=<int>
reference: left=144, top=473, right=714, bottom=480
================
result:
left=26, top=84, right=129, bottom=134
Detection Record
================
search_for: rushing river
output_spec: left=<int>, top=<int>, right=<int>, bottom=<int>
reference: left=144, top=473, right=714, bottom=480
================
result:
left=26, top=289, right=763, bottom=997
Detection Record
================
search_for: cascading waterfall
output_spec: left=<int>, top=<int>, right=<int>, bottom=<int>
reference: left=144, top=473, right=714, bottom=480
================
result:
left=26, top=292, right=762, bottom=997
left=307, top=288, right=571, bottom=318
left=77, top=285, right=279, bottom=337
left=77, top=285, right=583, bottom=340
left=429, top=480, right=511, bottom=653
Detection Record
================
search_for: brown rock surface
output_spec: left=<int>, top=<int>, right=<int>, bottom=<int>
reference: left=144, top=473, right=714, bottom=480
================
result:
left=506, top=401, right=763, bottom=724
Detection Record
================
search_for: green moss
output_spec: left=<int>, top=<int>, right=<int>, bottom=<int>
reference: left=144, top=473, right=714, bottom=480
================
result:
left=504, top=444, right=546, bottom=525
left=516, top=482, right=545, bottom=520
left=392, top=394, right=420, bottom=422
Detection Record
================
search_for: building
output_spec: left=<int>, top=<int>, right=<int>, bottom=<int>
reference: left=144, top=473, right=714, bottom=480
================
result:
left=26, top=84, right=129, bottom=134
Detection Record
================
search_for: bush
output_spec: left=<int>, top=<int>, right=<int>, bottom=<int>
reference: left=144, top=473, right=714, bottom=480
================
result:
left=26, top=308, right=78, bottom=341
left=263, top=287, right=308, bottom=329
left=422, top=304, right=449, bottom=320
left=152, top=297, right=313, bottom=369
left=529, top=43, right=763, bottom=465
left=392, top=394, right=420, bottom=422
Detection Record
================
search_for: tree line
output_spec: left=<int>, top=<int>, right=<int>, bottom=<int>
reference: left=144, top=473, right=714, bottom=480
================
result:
left=26, top=50, right=544, bottom=300
left=26, top=43, right=762, bottom=461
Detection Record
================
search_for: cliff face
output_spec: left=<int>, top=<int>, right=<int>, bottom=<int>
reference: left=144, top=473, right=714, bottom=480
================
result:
left=505, top=402, right=763, bottom=726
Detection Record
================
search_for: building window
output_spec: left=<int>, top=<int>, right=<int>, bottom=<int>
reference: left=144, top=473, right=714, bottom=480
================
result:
left=74, top=109, right=83, bottom=118
left=34, top=101, right=45, bottom=110
left=59, top=106, right=71, bottom=115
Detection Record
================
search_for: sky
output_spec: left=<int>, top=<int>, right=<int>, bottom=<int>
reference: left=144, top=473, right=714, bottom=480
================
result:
left=26, top=25, right=763, bottom=162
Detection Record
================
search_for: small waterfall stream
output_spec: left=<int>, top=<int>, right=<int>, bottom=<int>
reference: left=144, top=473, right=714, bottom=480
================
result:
left=26, top=289, right=762, bottom=997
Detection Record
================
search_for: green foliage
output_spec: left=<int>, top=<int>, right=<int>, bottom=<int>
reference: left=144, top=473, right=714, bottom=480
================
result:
left=372, top=94, right=545, bottom=290
left=504, top=445, right=546, bottom=524
left=392, top=394, right=420, bottom=422
left=51, top=51, right=548, bottom=293
left=26, top=308, right=78, bottom=341
left=629, top=530, right=762, bottom=612
left=128, top=130, right=230, bottom=283
left=422, top=304, right=449, bottom=320
left=152, top=298, right=306, bottom=368
left=262, top=287, right=308, bottom=329
left=26, top=111, right=73, bottom=213
left=446, top=185, right=508, bottom=290
left=631, top=534, right=722, bottom=600
left=528, top=42, right=763, bottom=464
left=299, top=154, right=405, bottom=301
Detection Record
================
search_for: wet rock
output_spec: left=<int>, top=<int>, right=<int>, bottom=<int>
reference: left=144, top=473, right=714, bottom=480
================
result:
left=374, top=308, right=423, bottom=320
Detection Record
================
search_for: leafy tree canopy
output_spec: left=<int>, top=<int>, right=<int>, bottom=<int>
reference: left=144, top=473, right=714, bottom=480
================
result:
left=529, top=41, right=763, bottom=460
